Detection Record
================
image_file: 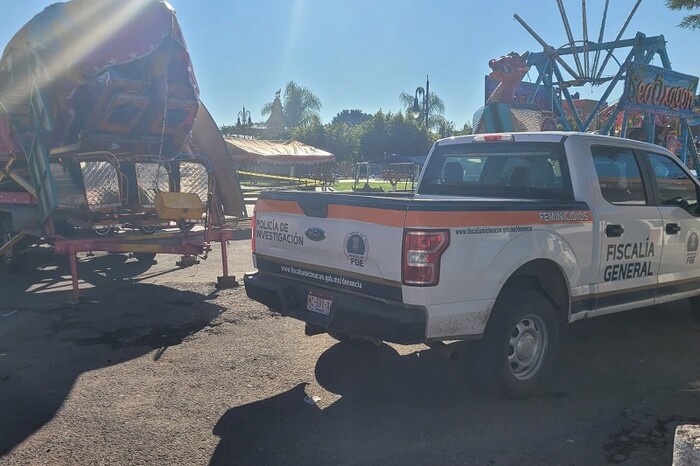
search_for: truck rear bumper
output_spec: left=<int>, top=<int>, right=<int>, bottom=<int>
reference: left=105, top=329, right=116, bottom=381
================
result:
left=244, top=272, right=427, bottom=344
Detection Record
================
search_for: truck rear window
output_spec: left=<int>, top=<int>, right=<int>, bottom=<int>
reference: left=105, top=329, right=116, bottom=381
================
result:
left=418, top=142, right=573, bottom=200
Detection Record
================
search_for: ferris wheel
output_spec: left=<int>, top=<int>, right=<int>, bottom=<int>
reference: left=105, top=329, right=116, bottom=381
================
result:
left=516, top=0, right=647, bottom=87
left=510, top=0, right=698, bottom=166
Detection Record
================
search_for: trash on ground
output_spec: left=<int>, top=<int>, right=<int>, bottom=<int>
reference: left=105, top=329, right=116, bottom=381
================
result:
left=304, top=395, right=321, bottom=405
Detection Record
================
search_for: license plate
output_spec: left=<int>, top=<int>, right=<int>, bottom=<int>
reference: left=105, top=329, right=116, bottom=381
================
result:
left=307, top=291, right=333, bottom=315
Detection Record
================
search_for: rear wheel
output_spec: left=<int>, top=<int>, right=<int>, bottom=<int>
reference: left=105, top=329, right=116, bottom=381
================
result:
left=472, top=288, right=559, bottom=398
left=327, top=330, right=352, bottom=343
left=327, top=330, right=381, bottom=348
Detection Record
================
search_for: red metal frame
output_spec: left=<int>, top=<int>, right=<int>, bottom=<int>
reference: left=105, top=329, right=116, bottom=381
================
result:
left=49, top=226, right=235, bottom=304
left=0, top=191, right=37, bottom=204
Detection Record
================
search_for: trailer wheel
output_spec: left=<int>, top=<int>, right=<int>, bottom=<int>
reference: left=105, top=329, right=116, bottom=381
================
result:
left=472, top=288, right=559, bottom=398
left=0, top=217, right=26, bottom=273
left=140, top=224, right=158, bottom=234
left=94, top=226, right=112, bottom=236
left=177, top=220, right=195, bottom=232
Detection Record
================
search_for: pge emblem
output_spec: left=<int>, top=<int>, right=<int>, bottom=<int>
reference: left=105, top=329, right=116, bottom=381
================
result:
left=688, top=232, right=699, bottom=252
left=344, top=232, right=368, bottom=267
left=687, top=231, right=698, bottom=264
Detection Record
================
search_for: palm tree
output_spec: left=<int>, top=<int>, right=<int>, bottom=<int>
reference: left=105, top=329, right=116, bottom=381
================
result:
left=666, top=0, right=700, bottom=29
left=399, top=90, right=446, bottom=132
left=261, top=81, right=322, bottom=128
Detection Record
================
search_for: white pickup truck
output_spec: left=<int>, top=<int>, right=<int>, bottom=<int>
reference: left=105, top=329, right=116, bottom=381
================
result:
left=245, top=131, right=700, bottom=397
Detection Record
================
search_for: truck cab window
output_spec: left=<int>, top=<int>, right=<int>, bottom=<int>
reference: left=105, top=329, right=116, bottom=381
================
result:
left=418, top=142, right=571, bottom=200
left=646, top=152, right=699, bottom=215
left=592, top=146, right=647, bottom=206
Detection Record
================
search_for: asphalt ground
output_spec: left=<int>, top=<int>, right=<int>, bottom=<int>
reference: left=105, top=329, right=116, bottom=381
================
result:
left=2, top=222, right=700, bottom=465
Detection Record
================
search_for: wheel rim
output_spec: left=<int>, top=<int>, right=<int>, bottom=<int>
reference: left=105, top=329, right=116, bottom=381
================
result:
left=507, top=313, right=548, bottom=380
left=141, top=225, right=157, bottom=234
left=94, top=226, right=111, bottom=236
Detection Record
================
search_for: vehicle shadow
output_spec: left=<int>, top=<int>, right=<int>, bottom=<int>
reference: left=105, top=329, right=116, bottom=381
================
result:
left=0, top=274, right=225, bottom=457
left=210, top=304, right=700, bottom=465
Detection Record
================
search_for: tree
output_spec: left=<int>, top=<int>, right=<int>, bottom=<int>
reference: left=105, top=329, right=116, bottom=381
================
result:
left=290, top=115, right=325, bottom=148
left=358, top=111, right=391, bottom=162
left=454, top=122, right=474, bottom=136
left=386, top=112, right=433, bottom=156
left=398, top=89, right=446, bottom=132
left=331, top=109, right=371, bottom=126
left=666, top=0, right=700, bottom=29
left=261, top=81, right=322, bottom=128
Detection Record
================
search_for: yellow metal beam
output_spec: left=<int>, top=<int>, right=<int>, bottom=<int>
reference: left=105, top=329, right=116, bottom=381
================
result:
left=0, top=154, right=37, bottom=197
left=237, top=170, right=319, bottom=185
left=0, top=154, right=16, bottom=183
left=0, top=231, right=27, bottom=257
left=8, top=172, right=36, bottom=197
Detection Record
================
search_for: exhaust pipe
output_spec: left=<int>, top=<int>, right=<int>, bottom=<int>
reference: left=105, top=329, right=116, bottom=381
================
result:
left=426, top=341, right=460, bottom=361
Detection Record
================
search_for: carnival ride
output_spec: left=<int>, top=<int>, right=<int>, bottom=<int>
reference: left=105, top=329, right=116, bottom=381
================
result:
left=0, top=0, right=247, bottom=301
left=475, top=0, right=700, bottom=168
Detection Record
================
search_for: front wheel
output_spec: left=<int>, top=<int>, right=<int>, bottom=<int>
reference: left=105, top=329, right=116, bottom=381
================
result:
left=472, top=288, right=559, bottom=398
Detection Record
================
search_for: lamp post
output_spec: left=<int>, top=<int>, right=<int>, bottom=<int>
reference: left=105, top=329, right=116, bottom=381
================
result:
left=411, top=75, right=429, bottom=129
left=237, top=105, right=252, bottom=127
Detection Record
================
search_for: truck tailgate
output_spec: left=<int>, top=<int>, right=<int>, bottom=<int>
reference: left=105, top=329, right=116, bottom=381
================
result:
left=253, top=191, right=410, bottom=301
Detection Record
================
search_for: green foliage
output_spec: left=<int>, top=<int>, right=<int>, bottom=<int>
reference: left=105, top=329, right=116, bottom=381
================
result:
left=454, top=122, right=474, bottom=136
left=261, top=81, right=322, bottom=128
left=666, top=0, right=700, bottom=29
left=331, top=109, right=371, bottom=126
left=291, top=115, right=361, bottom=163
left=399, top=89, right=446, bottom=131
left=357, top=111, right=391, bottom=162
left=289, top=109, right=433, bottom=164
left=251, top=83, right=469, bottom=165
left=357, top=111, right=433, bottom=162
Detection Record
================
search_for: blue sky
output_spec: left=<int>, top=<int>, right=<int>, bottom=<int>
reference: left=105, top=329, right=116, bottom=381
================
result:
left=1, top=1, right=699, bottom=129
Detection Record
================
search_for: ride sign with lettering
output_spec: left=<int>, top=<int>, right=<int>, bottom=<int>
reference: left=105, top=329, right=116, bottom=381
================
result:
left=621, top=64, right=698, bottom=118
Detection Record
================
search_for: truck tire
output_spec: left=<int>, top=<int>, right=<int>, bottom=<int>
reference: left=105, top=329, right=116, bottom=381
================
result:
left=0, top=217, right=25, bottom=273
left=327, top=330, right=381, bottom=348
left=472, top=288, right=559, bottom=398
left=328, top=330, right=353, bottom=343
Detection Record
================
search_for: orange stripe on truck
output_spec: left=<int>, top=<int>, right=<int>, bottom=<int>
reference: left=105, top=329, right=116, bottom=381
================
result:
left=405, top=210, right=592, bottom=228
left=256, top=199, right=304, bottom=215
left=328, top=205, right=406, bottom=227
left=257, top=198, right=592, bottom=228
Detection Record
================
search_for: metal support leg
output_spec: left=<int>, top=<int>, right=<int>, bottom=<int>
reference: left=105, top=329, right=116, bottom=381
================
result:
left=68, top=249, right=81, bottom=304
left=221, top=240, right=229, bottom=277
left=216, top=239, right=237, bottom=289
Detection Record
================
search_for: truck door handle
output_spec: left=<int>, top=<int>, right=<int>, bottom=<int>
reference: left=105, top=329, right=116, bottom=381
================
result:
left=605, top=224, right=624, bottom=237
left=666, top=223, right=681, bottom=235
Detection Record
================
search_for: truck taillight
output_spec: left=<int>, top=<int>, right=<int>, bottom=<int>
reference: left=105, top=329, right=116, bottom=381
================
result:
left=251, top=208, right=256, bottom=253
left=402, top=229, right=450, bottom=286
